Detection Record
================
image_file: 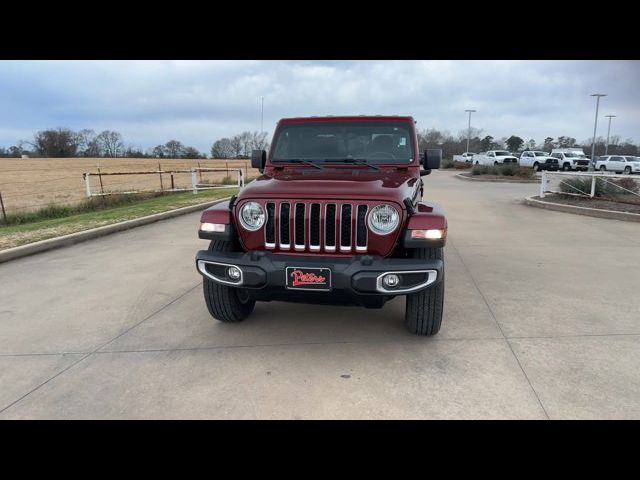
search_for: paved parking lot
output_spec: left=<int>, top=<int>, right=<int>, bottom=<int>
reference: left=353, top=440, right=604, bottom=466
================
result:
left=1, top=170, right=639, bottom=419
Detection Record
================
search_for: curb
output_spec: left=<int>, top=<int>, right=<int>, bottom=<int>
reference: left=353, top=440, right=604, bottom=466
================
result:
left=455, top=173, right=539, bottom=183
left=523, top=196, right=640, bottom=222
left=0, top=197, right=230, bottom=264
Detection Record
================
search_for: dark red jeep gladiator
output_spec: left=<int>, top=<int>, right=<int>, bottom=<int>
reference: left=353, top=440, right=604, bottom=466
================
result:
left=195, top=116, right=447, bottom=335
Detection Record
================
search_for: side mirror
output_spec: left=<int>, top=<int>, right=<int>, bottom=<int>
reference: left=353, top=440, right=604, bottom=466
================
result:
left=251, top=149, right=266, bottom=173
left=423, top=149, right=442, bottom=170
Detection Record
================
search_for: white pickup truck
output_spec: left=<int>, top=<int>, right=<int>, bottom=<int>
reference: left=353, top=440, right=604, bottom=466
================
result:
left=594, top=155, right=640, bottom=174
left=519, top=151, right=559, bottom=171
left=550, top=149, right=591, bottom=171
left=471, top=150, right=519, bottom=166
left=453, top=152, right=476, bottom=162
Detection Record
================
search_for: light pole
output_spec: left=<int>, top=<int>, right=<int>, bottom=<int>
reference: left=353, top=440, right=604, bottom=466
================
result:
left=589, top=94, right=606, bottom=171
left=465, top=109, right=476, bottom=155
left=604, top=114, right=616, bottom=156
left=261, top=96, right=264, bottom=134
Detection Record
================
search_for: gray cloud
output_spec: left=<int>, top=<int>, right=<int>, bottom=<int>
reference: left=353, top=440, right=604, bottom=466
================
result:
left=1, top=60, right=638, bottom=152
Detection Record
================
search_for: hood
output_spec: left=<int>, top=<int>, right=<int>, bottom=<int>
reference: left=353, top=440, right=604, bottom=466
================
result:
left=239, top=167, right=420, bottom=207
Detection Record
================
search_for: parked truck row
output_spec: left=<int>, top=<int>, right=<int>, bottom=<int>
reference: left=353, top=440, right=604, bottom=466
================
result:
left=453, top=148, right=640, bottom=173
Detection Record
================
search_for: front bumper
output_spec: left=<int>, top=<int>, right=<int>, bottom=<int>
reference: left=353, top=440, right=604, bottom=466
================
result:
left=195, top=249, right=443, bottom=303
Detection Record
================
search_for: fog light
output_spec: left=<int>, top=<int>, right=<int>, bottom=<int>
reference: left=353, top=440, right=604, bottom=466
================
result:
left=383, top=274, right=400, bottom=288
left=227, top=266, right=242, bottom=280
left=411, top=229, right=445, bottom=240
left=200, top=222, right=226, bottom=233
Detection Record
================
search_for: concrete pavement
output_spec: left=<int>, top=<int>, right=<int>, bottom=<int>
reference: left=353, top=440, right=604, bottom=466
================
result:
left=1, top=170, right=639, bottom=419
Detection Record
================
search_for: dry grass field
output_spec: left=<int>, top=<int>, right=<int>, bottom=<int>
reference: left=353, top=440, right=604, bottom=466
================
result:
left=0, top=158, right=260, bottom=214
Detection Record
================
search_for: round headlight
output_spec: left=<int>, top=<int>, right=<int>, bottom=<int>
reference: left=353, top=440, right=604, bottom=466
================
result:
left=368, top=204, right=399, bottom=235
left=239, top=202, right=266, bottom=231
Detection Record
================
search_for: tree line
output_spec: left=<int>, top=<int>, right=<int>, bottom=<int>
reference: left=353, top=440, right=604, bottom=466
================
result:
left=416, top=128, right=640, bottom=158
left=0, top=127, right=270, bottom=159
left=1, top=126, right=637, bottom=159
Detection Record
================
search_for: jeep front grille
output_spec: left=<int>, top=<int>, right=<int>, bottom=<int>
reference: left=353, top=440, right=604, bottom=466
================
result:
left=262, top=201, right=369, bottom=253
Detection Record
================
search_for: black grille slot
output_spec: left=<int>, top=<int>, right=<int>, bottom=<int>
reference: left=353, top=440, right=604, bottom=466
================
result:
left=295, top=203, right=305, bottom=247
left=325, top=204, right=336, bottom=248
left=265, top=203, right=275, bottom=245
left=280, top=203, right=290, bottom=246
left=310, top=203, right=320, bottom=247
left=356, top=205, right=367, bottom=248
left=340, top=204, right=352, bottom=248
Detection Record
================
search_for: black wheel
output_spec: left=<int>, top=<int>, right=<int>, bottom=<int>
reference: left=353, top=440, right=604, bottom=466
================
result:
left=533, top=162, right=540, bottom=172
left=600, top=165, right=606, bottom=171
left=562, top=163, right=570, bottom=171
left=203, top=240, right=255, bottom=323
left=624, top=166, right=631, bottom=174
left=494, top=161, right=499, bottom=166
left=475, top=161, right=479, bottom=165
left=404, top=247, right=444, bottom=336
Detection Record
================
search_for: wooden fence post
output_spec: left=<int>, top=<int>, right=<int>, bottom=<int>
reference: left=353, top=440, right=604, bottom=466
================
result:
left=0, top=191, right=7, bottom=224
left=158, top=162, right=164, bottom=193
left=97, top=167, right=106, bottom=206
left=198, top=161, right=203, bottom=183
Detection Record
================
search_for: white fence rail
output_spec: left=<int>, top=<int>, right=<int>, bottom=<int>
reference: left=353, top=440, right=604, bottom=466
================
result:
left=83, top=167, right=244, bottom=198
left=540, top=171, right=640, bottom=200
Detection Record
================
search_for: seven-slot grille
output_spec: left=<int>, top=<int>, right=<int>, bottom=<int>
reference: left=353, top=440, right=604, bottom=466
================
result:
left=261, top=201, right=369, bottom=253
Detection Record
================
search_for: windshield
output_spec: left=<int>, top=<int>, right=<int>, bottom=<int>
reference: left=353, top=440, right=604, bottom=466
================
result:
left=563, top=152, right=586, bottom=158
left=271, top=121, right=415, bottom=164
left=494, top=151, right=511, bottom=156
left=534, top=152, right=548, bottom=157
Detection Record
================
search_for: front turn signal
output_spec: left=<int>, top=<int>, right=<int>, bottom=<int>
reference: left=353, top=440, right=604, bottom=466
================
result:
left=410, top=228, right=447, bottom=240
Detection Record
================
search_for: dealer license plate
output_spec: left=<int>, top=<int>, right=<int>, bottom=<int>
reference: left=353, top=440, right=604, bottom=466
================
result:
left=285, top=267, right=332, bottom=291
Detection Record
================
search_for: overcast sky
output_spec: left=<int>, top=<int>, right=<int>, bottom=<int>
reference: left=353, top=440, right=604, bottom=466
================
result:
left=1, top=60, right=638, bottom=153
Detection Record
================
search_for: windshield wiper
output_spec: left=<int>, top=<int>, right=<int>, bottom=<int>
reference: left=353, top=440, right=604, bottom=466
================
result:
left=323, top=158, right=380, bottom=170
left=275, top=159, right=323, bottom=170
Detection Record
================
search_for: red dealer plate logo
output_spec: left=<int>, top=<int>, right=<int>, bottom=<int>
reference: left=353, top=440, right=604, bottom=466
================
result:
left=285, top=267, right=332, bottom=291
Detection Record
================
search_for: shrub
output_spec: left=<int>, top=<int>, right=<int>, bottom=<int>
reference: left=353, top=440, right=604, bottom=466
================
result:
left=500, top=164, right=516, bottom=176
left=442, top=158, right=455, bottom=169
left=471, top=165, right=490, bottom=175
left=453, top=161, right=472, bottom=169
left=609, top=177, right=639, bottom=194
left=513, top=167, right=534, bottom=179
left=557, top=177, right=636, bottom=197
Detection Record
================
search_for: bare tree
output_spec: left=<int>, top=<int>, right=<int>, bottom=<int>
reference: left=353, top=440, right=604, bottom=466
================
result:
left=250, top=131, right=269, bottom=151
left=183, top=146, right=204, bottom=159
left=164, top=140, right=185, bottom=158
left=31, top=128, right=79, bottom=157
left=211, top=138, right=234, bottom=159
left=95, top=130, right=125, bottom=158
left=76, top=129, right=100, bottom=157
left=229, top=134, right=244, bottom=158
left=150, top=145, right=167, bottom=158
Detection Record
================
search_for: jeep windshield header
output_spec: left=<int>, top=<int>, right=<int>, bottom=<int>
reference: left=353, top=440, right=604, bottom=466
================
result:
left=271, top=121, right=415, bottom=165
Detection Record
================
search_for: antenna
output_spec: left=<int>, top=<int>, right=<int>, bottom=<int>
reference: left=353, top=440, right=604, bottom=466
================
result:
left=261, top=97, right=264, bottom=134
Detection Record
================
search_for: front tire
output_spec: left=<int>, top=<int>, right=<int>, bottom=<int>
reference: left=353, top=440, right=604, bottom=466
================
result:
left=405, top=247, right=444, bottom=336
left=533, top=162, right=540, bottom=172
left=600, top=165, right=607, bottom=171
left=624, top=166, right=631, bottom=174
left=203, top=240, right=255, bottom=323
left=563, top=163, right=571, bottom=171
